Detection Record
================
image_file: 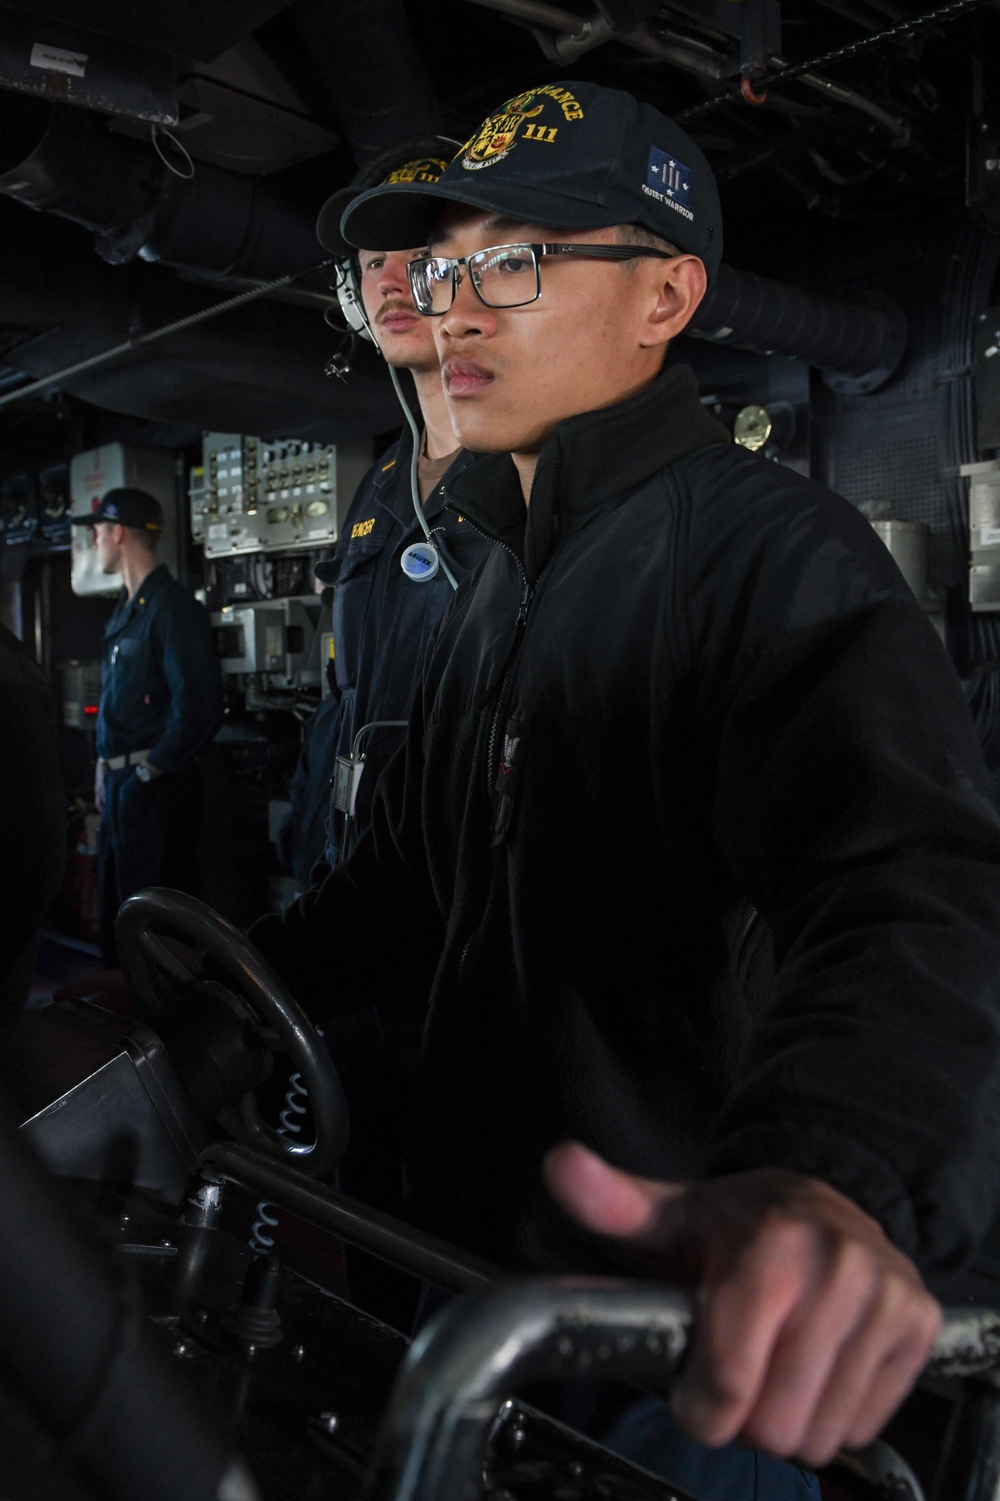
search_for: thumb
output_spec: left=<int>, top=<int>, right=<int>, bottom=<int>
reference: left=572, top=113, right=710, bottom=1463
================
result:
left=543, top=1141, right=688, bottom=1244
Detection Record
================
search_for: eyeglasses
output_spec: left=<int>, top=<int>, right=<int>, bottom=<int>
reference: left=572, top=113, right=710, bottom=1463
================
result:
left=406, top=241, right=677, bottom=316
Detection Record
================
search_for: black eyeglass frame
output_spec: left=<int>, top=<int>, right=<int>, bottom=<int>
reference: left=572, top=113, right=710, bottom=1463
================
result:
left=406, top=241, right=677, bottom=316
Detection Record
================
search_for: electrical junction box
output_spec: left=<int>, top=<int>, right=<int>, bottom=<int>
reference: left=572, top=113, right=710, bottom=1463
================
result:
left=191, top=432, right=370, bottom=559
left=69, top=443, right=177, bottom=597
left=59, top=660, right=102, bottom=730
left=211, top=595, right=323, bottom=690
left=962, top=459, right=1000, bottom=611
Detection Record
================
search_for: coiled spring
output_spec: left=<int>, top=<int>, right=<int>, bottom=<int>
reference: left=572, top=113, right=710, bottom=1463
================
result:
left=248, top=1199, right=280, bottom=1256
left=248, top=1028, right=323, bottom=1257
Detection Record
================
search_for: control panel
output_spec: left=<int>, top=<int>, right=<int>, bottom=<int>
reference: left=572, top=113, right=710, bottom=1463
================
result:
left=0, top=461, right=71, bottom=546
left=191, top=433, right=370, bottom=559
left=38, top=461, right=71, bottom=541
left=0, top=471, right=36, bottom=544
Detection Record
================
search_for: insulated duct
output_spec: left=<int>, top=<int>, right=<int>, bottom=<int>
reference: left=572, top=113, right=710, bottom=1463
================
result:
left=0, top=95, right=324, bottom=281
left=289, top=0, right=444, bottom=166
left=689, top=264, right=907, bottom=392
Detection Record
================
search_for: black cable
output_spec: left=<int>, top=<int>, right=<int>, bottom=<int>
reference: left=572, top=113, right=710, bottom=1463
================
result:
left=0, top=259, right=334, bottom=412
left=765, top=0, right=989, bottom=89
left=940, top=228, right=1000, bottom=671
left=677, top=0, right=992, bottom=125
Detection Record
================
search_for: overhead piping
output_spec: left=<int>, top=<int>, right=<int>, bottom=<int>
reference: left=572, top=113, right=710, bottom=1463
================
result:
left=289, top=0, right=444, bottom=166
left=0, top=17, right=907, bottom=403
left=462, top=0, right=911, bottom=136
left=0, top=96, right=325, bottom=281
left=462, top=0, right=725, bottom=74
left=0, top=258, right=333, bottom=413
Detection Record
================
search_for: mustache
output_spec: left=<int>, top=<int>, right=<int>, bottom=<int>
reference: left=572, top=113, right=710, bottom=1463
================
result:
left=376, top=299, right=417, bottom=323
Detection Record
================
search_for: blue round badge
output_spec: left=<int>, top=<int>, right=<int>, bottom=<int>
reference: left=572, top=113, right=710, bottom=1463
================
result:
left=400, top=541, right=440, bottom=582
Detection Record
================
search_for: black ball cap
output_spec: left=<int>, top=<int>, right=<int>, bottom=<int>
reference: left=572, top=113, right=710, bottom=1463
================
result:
left=71, top=486, right=163, bottom=531
left=317, top=149, right=456, bottom=254
left=340, top=81, right=723, bottom=283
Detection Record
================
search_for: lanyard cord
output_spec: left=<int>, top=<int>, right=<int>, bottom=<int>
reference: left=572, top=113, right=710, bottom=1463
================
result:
left=388, top=364, right=460, bottom=591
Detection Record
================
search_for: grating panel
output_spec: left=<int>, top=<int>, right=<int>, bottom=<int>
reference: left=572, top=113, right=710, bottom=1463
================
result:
left=828, top=422, right=941, bottom=523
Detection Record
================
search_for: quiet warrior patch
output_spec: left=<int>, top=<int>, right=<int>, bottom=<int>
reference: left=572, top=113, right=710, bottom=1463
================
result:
left=643, top=145, right=694, bottom=222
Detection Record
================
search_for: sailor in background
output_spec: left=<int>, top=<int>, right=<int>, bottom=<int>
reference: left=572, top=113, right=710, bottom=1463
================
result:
left=72, top=487, right=222, bottom=965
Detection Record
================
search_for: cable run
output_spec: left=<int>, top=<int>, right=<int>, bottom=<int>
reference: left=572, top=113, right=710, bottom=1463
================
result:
left=0, top=258, right=335, bottom=412
left=677, top=0, right=992, bottom=124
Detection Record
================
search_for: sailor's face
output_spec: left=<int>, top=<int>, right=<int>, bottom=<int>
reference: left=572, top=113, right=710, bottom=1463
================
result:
left=93, top=521, right=121, bottom=574
left=359, top=248, right=440, bottom=373
left=428, top=206, right=670, bottom=458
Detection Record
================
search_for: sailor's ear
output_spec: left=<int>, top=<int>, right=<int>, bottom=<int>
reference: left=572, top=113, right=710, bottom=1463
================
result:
left=641, top=254, right=707, bottom=348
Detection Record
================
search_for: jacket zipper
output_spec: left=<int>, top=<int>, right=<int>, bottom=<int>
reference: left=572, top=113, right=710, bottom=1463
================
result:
left=448, top=508, right=534, bottom=800
left=486, top=574, right=534, bottom=797
left=735, top=906, right=760, bottom=970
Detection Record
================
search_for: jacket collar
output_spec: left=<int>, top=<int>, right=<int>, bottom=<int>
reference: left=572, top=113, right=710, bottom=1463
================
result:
left=444, top=364, right=730, bottom=570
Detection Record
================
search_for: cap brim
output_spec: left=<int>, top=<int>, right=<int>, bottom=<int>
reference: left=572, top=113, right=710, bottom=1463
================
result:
left=341, top=177, right=626, bottom=252
left=316, top=186, right=359, bottom=255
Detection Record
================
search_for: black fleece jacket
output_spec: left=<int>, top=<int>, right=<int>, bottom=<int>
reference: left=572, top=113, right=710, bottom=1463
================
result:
left=252, top=364, right=1000, bottom=1279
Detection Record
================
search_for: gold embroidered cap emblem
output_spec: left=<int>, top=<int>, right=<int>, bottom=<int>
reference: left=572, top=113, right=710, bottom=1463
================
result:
left=381, top=156, right=449, bottom=187
left=461, top=86, right=586, bottom=172
left=462, top=91, right=546, bottom=171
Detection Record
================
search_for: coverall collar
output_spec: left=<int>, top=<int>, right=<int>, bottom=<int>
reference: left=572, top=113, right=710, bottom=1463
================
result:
left=104, top=561, right=170, bottom=633
left=370, top=416, right=463, bottom=527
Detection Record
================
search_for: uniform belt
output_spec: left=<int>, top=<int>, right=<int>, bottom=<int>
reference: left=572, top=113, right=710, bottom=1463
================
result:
left=100, top=749, right=154, bottom=771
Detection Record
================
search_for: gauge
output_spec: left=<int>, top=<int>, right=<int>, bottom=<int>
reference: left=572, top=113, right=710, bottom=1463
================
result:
left=733, top=404, right=773, bottom=452
left=306, top=499, right=329, bottom=518
left=267, top=507, right=290, bottom=524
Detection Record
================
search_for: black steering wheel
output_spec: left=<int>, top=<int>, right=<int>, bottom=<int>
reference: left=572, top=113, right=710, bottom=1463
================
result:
left=115, top=887, right=349, bottom=1177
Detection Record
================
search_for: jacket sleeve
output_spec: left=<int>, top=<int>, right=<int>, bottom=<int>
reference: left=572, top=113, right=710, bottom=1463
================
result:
left=683, top=451, right=1000, bottom=1278
left=146, top=597, right=224, bottom=773
left=249, top=690, right=445, bottom=1030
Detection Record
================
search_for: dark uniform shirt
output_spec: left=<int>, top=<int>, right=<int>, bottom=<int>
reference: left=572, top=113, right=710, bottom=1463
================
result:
left=318, top=424, right=492, bottom=865
left=97, top=563, right=223, bottom=772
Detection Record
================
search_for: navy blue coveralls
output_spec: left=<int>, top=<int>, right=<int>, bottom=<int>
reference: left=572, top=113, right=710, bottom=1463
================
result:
left=97, top=563, right=222, bottom=963
left=315, top=425, right=491, bottom=868
left=275, top=691, right=343, bottom=885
